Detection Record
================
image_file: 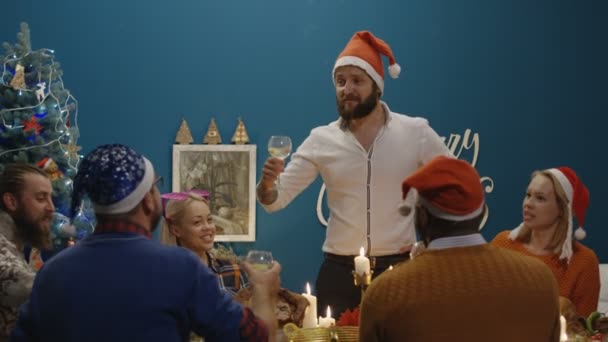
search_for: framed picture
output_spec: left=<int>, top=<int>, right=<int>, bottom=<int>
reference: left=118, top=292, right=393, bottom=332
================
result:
left=172, top=144, right=257, bottom=241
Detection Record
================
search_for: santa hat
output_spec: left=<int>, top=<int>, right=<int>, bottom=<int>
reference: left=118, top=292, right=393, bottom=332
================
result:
left=508, top=167, right=590, bottom=263
left=71, top=144, right=155, bottom=218
left=400, top=156, right=485, bottom=221
left=37, top=157, right=53, bottom=170
left=332, top=31, right=401, bottom=93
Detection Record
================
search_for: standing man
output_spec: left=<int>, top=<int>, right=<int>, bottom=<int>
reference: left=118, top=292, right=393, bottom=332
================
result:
left=257, top=31, right=450, bottom=316
left=12, top=144, right=280, bottom=342
left=359, top=156, right=561, bottom=341
left=0, top=163, right=54, bottom=340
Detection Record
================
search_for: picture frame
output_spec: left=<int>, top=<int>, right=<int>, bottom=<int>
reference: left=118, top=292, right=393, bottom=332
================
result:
left=172, top=144, right=257, bottom=241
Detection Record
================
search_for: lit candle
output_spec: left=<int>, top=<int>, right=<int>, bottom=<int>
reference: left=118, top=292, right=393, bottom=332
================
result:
left=301, top=283, right=318, bottom=328
left=388, top=265, right=393, bottom=271
left=354, top=247, right=371, bottom=275
left=560, top=315, right=568, bottom=341
left=318, top=306, right=336, bottom=328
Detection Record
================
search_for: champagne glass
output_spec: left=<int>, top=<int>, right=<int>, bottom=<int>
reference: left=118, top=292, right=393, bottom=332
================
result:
left=268, top=136, right=292, bottom=185
left=245, top=250, right=274, bottom=271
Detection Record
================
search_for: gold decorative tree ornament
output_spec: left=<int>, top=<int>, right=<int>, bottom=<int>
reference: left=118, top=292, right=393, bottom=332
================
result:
left=10, top=63, right=26, bottom=89
left=175, top=118, right=194, bottom=144
left=203, top=117, right=222, bottom=144
left=231, top=118, right=250, bottom=144
left=61, top=139, right=82, bottom=161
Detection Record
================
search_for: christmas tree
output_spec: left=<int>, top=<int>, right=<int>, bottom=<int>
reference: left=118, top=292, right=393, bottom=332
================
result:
left=0, top=23, right=94, bottom=250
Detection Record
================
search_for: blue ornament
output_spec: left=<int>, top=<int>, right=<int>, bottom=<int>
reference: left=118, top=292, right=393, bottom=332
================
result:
left=65, top=168, right=77, bottom=177
left=51, top=212, right=76, bottom=239
left=72, top=208, right=95, bottom=241
left=34, top=104, right=48, bottom=118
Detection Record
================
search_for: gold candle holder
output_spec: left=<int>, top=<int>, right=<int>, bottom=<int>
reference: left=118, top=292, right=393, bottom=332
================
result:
left=328, top=326, right=340, bottom=342
left=282, top=323, right=359, bottom=342
left=352, top=270, right=373, bottom=301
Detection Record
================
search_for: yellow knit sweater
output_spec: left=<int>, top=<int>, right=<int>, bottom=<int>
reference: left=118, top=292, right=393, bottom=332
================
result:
left=492, top=230, right=600, bottom=317
left=360, top=244, right=560, bottom=342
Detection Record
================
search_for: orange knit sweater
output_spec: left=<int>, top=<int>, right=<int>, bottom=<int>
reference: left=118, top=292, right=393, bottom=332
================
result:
left=492, top=230, right=600, bottom=317
left=360, top=245, right=560, bottom=342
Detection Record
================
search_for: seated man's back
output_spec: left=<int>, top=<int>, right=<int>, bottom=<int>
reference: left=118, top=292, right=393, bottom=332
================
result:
left=361, top=245, right=560, bottom=342
left=12, top=232, right=245, bottom=342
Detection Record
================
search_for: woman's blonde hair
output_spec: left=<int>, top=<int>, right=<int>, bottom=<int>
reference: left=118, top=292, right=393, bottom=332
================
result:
left=159, top=193, right=209, bottom=247
left=518, top=169, right=570, bottom=254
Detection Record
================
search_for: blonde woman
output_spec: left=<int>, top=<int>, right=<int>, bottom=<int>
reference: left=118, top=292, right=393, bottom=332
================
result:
left=492, top=167, right=600, bottom=316
left=160, top=190, right=249, bottom=296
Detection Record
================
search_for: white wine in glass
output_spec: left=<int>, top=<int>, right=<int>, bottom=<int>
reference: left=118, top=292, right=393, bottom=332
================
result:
left=246, top=250, right=274, bottom=271
left=268, top=136, right=292, bottom=160
left=268, top=136, right=292, bottom=185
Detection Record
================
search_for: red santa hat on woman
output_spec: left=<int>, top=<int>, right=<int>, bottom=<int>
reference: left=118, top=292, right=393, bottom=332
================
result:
left=509, top=167, right=590, bottom=263
left=332, top=31, right=401, bottom=93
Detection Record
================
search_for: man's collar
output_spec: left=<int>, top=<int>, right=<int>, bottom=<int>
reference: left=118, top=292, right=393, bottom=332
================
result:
left=94, top=219, right=152, bottom=239
left=427, top=233, right=487, bottom=250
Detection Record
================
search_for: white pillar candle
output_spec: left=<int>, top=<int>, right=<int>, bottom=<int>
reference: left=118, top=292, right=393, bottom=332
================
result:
left=560, top=315, right=568, bottom=341
left=318, top=306, right=336, bottom=328
left=301, top=283, right=318, bottom=328
left=354, top=246, right=371, bottom=275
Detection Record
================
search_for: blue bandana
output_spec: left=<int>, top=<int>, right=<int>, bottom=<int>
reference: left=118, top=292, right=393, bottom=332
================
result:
left=71, top=144, right=154, bottom=217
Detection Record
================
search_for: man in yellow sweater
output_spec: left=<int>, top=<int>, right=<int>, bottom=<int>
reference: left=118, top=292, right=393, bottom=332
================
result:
left=359, top=156, right=561, bottom=342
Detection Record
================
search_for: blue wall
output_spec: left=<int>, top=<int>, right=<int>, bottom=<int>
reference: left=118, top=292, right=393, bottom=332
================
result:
left=2, top=0, right=606, bottom=292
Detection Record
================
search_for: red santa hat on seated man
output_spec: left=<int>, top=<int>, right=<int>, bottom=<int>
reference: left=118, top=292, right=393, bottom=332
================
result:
left=400, top=156, right=485, bottom=222
left=509, top=166, right=590, bottom=263
left=332, top=30, right=401, bottom=93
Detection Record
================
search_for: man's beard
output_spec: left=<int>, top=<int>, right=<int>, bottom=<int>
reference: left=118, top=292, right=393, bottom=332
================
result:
left=13, top=207, right=52, bottom=250
left=337, top=91, right=378, bottom=129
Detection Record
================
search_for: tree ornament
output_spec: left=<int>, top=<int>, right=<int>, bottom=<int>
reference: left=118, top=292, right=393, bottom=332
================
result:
left=175, top=118, right=193, bottom=144
left=37, top=157, right=64, bottom=181
left=231, top=117, right=250, bottom=144
left=34, top=104, right=48, bottom=119
left=23, top=116, right=42, bottom=134
left=61, top=139, right=82, bottom=160
left=203, top=117, right=222, bottom=144
left=9, top=63, right=26, bottom=89
left=35, top=82, right=46, bottom=102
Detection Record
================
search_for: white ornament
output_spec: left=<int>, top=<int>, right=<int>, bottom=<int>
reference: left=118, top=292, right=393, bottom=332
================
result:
left=35, top=82, right=46, bottom=102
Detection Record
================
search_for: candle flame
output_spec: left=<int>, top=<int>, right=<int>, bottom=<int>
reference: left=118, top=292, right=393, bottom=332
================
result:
left=388, top=265, right=393, bottom=271
left=359, top=246, right=365, bottom=257
left=306, top=282, right=311, bottom=295
left=327, top=306, right=332, bottom=318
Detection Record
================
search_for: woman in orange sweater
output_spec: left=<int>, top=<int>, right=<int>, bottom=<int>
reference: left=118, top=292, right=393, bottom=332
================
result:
left=492, top=167, right=600, bottom=317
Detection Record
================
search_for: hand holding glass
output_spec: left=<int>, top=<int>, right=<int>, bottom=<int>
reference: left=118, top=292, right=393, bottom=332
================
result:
left=246, top=250, right=274, bottom=271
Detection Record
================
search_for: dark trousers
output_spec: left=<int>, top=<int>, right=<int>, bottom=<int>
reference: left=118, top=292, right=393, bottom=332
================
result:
left=315, top=252, right=409, bottom=319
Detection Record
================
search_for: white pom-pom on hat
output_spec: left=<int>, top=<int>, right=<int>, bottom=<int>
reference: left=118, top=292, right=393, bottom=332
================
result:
left=574, top=227, right=586, bottom=240
left=388, top=63, right=401, bottom=79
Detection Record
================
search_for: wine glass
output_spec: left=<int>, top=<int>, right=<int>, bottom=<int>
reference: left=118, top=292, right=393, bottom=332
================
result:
left=268, top=136, right=292, bottom=185
left=268, top=136, right=292, bottom=160
left=245, top=250, right=274, bottom=271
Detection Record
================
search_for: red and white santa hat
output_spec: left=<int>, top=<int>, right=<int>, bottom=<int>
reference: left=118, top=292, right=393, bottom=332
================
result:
left=509, top=167, right=590, bottom=262
left=332, top=31, right=401, bottom=93
left=400, top=156, right=485, bottom=222
left=37, top=157, right=53, bottom=170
